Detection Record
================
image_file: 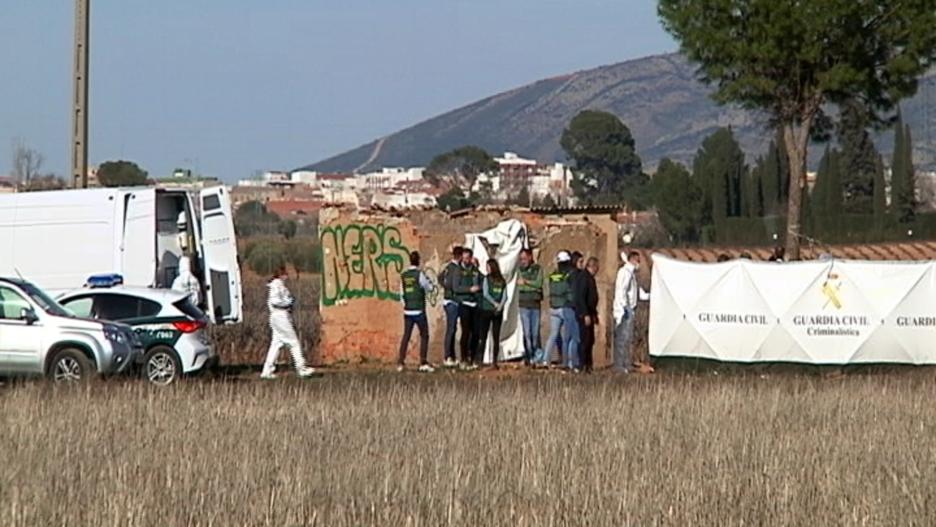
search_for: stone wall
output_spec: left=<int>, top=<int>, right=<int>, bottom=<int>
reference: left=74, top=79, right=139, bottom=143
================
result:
left=318, top=207, right=621, bottom=366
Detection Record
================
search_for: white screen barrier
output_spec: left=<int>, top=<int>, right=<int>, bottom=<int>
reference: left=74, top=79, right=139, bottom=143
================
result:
left=649, top=254, right=936, bottom=364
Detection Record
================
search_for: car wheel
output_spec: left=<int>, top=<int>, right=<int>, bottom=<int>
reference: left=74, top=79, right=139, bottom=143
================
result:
left=48, top=348, right=94, bottom=383
left=143, top=346, right=182, bottom=386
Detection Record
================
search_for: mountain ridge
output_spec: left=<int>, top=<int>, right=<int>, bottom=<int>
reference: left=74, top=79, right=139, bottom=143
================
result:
left=301, top=53, right=936, bottom=174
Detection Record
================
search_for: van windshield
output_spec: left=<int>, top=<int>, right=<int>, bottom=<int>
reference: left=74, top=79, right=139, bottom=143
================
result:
left=19, top=282, right=73, bottom=318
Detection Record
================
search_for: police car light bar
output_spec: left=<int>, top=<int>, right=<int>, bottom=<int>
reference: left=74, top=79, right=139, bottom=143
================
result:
left=87, top=273, right=124, bottom=288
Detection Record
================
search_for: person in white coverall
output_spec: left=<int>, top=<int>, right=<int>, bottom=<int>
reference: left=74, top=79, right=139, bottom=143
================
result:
left=171, top=256, right=203, bottom=307
left=262, top=266, right=315, bottom=379
left=612, top=250, right=649, bottom=373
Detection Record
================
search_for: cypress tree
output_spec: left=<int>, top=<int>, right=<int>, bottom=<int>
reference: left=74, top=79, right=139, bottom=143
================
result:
left=838, top=100, right=879, bottom=214
left=827, top=149, right=843, bottom=217
left=811, top=146, right=832, bottom=219
left=893, top=122, right=916, bottom=222
left=891, top=118, right=905, bottom=213
left=747, top=162, right=764, bottom=218
left=873, top=153, right=887, bottom=217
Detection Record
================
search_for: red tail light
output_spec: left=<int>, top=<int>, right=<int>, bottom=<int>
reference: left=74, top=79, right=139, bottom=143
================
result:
left=172, top=320, right=206, bottom=333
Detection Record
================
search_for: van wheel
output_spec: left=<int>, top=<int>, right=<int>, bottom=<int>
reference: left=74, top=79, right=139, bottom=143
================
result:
left=49, top=349, right=94, bottom=383
left=143, top=346, right=182, bottom=386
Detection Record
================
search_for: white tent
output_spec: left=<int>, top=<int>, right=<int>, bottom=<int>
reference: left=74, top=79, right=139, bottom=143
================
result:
left=464, top=219, right=528, bottom=362
left=649, top=254, right=936, bottom=364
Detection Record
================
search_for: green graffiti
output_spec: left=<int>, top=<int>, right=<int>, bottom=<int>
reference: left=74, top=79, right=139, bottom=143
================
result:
left=320, top=223, right=411, bottom=306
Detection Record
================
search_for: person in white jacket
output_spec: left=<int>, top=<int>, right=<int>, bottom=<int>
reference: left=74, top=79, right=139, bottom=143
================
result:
left=261, top=266, right=315, bottom=379
left=171, top=256, right=203, bottom=307
left=612, top=250, right=649, bottom=373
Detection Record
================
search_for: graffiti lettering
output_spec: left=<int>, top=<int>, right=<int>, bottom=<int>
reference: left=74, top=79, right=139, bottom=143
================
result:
left=320, top=223, right=411, bottom=306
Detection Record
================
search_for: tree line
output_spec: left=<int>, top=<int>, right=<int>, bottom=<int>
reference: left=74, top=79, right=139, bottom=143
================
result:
left=8, top=141, right=152, bottom=190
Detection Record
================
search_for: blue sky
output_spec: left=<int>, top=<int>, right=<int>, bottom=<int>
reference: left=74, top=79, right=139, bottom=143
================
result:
left=0, top=1, right=675, bottom=182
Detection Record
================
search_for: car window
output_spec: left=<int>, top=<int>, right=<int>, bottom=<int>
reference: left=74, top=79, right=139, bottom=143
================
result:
left=61, top=297, right=94, bottom=318
left=0, top=286, right=31, bottom=320
left=173, top=297, right=206, bottom=320
left=202, top=194, right=221, bottom=211
left=91, top=294, right=162, bottom=321
left=18, top=282, right=73, bottom=317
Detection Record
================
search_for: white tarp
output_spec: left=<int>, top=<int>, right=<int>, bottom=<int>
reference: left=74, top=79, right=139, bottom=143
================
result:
left=464, top=219, right=528, bottom=362
left=649, top=254, right=936, bottom=364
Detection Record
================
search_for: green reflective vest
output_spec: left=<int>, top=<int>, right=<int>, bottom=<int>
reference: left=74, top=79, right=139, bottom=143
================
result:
left=455, top=265, right=480, bottom=304
left=517, top=264, right=543, bottom=308
left=482, top=278, right=506, bottom=312
left=401, top=269, right=426, bottom=312
left=440, top=261, right=459, bottom=301
left=547, top=269, right=571, bottom=309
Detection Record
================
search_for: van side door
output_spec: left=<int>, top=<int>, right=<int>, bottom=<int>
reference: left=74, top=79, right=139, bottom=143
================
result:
left=197, top=187, right=242, bottom=323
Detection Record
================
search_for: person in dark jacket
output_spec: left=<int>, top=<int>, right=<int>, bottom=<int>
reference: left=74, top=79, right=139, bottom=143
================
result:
left=477, top=259, right=507, bottom=368
left=438, top=246, right=464, bottom=367
left=454, top=247, right=481, bottom=369
left=576, top=257, right=600, bottom=372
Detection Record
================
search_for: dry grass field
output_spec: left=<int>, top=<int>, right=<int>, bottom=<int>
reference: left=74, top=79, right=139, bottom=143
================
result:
left=3, top=370, right=936, bottom=526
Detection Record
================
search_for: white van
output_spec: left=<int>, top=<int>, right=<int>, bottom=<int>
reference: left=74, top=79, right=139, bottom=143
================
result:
left=0, top=186, right=242, bottom=324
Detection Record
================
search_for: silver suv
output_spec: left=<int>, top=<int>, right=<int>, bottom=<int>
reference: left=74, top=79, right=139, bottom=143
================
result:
left=0, top=277, right=140, bottom=382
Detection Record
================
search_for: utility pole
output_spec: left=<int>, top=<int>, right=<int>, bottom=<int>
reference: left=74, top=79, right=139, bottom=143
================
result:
left=71, top=0, right=90, bottom=188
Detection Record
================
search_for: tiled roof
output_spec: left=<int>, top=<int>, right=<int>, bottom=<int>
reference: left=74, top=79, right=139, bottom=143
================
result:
left=266, top=200, right=322, bottom=217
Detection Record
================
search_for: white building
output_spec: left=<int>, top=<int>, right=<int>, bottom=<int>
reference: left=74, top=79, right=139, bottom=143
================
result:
left=493, top=152, right=572, bottom=201
left=471, top=172, right=501, bottom=194
left=371, top=189, right=436, bottom=209
left=358, top=167, right=424, bottom=191
left=290, top=170, right=318, bottom=185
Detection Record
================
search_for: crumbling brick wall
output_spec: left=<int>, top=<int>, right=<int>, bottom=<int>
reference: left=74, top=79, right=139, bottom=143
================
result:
left=318, top=207, right=620, bottom=366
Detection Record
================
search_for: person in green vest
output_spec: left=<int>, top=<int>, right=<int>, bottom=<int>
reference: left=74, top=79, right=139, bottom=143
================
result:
left=454, top=247, right=482, bottom=368
left=477, top=258, right=507, bottom=368
left=517, top=248, right=544, bottom=366
left=539, top=250, right=580, bottom=369
left=397, top=251, right=436, bottom=372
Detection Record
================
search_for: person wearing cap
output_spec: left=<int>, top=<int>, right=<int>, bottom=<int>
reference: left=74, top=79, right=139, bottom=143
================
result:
left=612, top=250, right=650, bottom=373
left=539, top=250, right=580, bottom=369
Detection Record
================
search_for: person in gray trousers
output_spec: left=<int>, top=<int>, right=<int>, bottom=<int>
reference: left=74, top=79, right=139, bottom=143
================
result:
left=612, top=250, right=649, bottom=373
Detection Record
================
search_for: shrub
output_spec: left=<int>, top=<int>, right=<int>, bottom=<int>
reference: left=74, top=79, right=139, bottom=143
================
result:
left=246, top=241, right=287, bottom=276
left=286, top=238, right=322, bottom=274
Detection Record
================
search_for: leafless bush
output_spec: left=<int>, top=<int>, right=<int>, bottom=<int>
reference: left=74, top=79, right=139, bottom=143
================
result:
left=2, top=373, right=936, bottom=526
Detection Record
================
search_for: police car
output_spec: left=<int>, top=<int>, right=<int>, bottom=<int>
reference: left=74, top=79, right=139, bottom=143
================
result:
left=57, top=275, right=217, bottom=385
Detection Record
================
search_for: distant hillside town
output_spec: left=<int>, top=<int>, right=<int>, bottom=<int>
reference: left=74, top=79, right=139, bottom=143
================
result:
left=230, top=151, right=576, bottom=217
